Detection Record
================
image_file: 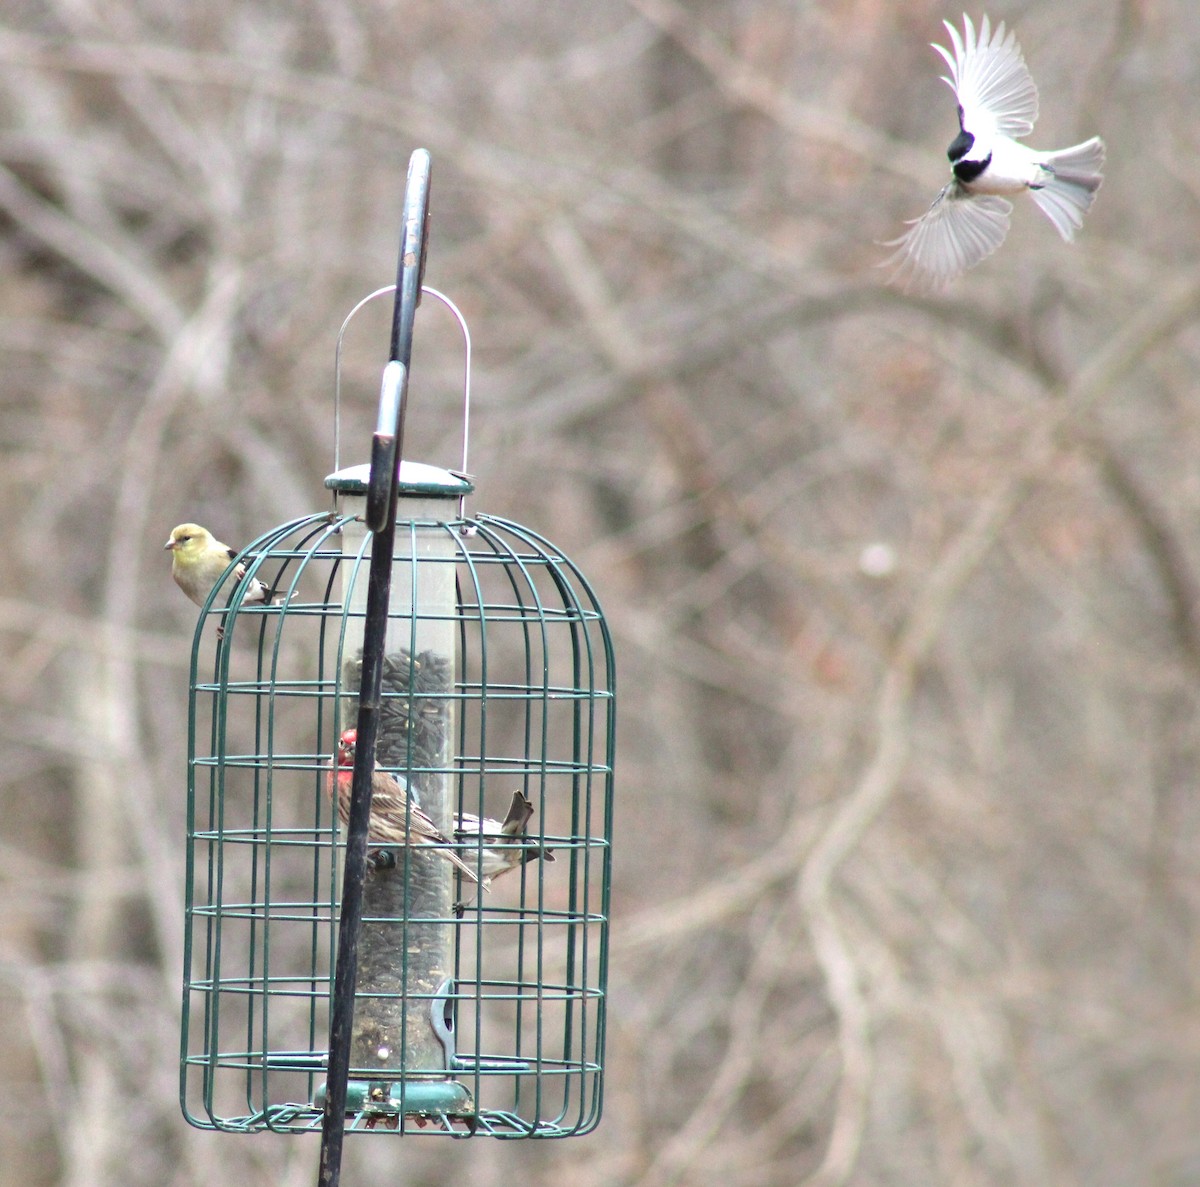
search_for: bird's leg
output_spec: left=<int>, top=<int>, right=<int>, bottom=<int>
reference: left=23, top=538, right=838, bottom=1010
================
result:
left=452, top=881, right=487, bottom=917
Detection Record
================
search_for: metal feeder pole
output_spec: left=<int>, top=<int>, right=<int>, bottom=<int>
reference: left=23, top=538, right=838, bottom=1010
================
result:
left=318, top=148, right=431, bottom=1187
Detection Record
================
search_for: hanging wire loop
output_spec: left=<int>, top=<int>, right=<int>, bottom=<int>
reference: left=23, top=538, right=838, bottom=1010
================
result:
left=318, top=147, right=432, bottom=1187
left=332, top=285, right=472, bottom=513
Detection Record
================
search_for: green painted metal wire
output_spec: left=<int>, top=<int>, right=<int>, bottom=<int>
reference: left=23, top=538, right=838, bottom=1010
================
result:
left=180, top=510, right=613, bottom=1137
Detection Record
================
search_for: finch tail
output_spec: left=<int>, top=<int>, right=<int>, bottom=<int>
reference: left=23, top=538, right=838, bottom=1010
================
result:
left=1030, top=137, right=1105, bottom=241
left=500, top=791, right=535, bottom=837
left=501, top=791, right=554, bottom=864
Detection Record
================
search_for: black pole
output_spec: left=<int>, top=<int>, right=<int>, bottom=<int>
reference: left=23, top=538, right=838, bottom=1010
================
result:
left=318, top=148, right=432, bottom=1187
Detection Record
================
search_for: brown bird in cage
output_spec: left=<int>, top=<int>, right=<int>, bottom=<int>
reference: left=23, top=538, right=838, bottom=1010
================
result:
left=328, top=729, right=479, bottom=883
left=456, top=791, right=554, bottom=889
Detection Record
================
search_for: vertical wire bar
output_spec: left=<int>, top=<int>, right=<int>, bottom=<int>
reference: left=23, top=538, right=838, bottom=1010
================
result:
left=178, top=649, right=198, bottom=1122
left=308, top=521, right=350, bottom=1111
left=248, top=537, right=283, bottom=1120
left=454, top=534, right=487, bottom=1116
left=542, top=524, right=615, bottom=1132
left=257, top=534, right=292, bottom=1125
left=210, top=632, right=234, bottom=1124
left=474, top=520, right=548, bottom=1125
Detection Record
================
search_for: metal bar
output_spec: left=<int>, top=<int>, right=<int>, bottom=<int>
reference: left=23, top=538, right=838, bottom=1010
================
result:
left=318, top=147, right=432, bottom=1187
left=390, top=150, right=431, bottom=364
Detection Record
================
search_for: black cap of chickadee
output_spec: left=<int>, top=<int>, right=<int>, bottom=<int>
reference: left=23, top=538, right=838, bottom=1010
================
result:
left=884, top=13, right=1105, bottom=288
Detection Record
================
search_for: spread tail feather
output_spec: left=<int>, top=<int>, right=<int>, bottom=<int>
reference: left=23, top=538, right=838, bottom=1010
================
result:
left=1030, top=136, right=1105, bottom=241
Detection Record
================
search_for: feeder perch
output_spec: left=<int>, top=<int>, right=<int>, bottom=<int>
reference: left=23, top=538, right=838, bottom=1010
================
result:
left=179, top=152, right=614, bottom=1141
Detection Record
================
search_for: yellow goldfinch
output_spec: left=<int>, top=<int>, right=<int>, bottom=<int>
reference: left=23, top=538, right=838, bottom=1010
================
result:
left=164, top=522, right=270, bottom=609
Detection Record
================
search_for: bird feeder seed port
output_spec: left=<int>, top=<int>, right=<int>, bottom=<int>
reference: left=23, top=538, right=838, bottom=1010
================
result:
left=178, top=151, right=615, bottom=1144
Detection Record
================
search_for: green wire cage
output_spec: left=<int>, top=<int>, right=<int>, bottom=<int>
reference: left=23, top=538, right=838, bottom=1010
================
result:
left=180, top=474, right=614, bottom=1137
left=178, top=155, right=614, bottom=1142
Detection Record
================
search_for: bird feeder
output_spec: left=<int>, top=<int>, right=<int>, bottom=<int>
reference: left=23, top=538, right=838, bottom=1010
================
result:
left=179, top=152, right=614, bottom=1145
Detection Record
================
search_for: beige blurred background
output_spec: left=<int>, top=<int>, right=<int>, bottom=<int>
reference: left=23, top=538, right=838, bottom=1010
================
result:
left=1, top=1, right=1198, bottom=1184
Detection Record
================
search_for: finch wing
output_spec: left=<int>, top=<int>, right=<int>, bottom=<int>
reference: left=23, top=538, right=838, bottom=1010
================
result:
left=454, top=811, right=488, bottom=843
left=882, top=185, right=1012, bottom=289
left=934, top=13, right=1038, bottom=140
left=370, top=773, right=440, bottom=841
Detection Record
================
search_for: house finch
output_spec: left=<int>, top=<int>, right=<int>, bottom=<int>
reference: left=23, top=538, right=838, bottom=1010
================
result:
left=456, top=791, right=554, bottom=889
left=328, top=729, right=479, bottom=883
left=164, top=523, right=271, bottom=608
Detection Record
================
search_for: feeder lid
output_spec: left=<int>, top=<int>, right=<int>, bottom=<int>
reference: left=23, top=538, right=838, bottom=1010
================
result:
left=324, top=461, right=474, bottom=499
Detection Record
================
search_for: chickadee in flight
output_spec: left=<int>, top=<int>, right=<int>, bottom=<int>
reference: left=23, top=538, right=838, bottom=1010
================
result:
left=885, top=13, right=1105, bottom=287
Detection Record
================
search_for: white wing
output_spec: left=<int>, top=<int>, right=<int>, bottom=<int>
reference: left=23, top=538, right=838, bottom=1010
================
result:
left=883, top=185, right=1013, bottom=289
left=934, top=13, right=1038, bottom=140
